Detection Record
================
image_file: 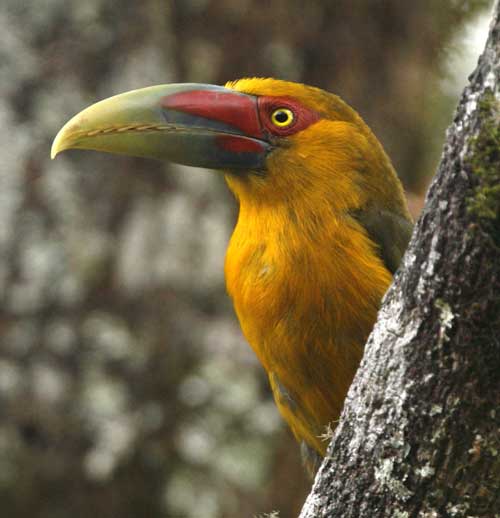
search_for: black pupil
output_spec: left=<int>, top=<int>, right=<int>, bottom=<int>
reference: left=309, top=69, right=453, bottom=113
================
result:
left=275, top=110, right=289, bottom=123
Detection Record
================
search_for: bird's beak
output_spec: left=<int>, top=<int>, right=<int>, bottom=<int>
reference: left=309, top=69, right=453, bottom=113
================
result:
left=51, top=83, right=270, bottom=170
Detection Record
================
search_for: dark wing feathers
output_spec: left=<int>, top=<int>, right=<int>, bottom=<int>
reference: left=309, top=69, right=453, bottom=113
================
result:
left=352, top=208, right=413, bottom=274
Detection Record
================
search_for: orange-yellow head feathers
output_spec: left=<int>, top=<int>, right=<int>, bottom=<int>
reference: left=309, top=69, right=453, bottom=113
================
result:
left=225, top=78, right=409, bottom=220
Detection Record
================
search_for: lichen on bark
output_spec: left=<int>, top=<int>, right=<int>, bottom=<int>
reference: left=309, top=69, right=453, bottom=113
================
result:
left=466, top=90, right=500, bottom=245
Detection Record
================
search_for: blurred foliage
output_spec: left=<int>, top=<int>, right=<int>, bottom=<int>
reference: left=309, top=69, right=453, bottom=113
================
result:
left=0, top=0, right=493, bottom=517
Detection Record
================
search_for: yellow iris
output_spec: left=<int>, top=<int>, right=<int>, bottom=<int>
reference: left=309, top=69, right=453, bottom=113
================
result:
left=271, top=108, right=294, bottom=127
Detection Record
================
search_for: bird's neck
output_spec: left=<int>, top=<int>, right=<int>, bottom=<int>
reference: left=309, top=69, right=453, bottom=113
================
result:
left=224, top=194, right=391, bottom=368
left=224, top=192, right=392, bottom=452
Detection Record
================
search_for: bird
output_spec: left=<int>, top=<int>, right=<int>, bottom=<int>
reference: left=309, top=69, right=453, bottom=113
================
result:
left=52, top=78, right=413, bottom=474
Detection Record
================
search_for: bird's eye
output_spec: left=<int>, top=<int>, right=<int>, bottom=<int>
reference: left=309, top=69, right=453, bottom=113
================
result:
left=271, top=108, right=294, bottom=128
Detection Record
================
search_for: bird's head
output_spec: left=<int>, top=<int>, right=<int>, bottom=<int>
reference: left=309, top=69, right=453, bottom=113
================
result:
left=52, top=78, right=405, bottom=214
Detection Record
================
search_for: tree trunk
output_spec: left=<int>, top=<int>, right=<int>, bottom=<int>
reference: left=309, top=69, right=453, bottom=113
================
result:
left=301, top=4, right=500, bottom=517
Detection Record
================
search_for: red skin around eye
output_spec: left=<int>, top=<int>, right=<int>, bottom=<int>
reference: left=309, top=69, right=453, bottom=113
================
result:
left=257, top=96, right=321, bottom=137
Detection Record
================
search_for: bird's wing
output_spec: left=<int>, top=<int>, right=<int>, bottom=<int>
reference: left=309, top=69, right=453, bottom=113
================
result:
left=352, top=208, right=413, bottom=274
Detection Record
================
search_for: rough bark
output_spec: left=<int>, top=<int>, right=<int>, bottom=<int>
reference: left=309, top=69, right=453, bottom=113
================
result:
left=301, top=4, right=500, bottom=518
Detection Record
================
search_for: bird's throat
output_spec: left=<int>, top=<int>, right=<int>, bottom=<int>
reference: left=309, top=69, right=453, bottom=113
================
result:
left=224, top=198, right=391, bottom=453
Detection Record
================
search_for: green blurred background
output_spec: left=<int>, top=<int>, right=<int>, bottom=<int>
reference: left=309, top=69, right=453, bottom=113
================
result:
left=0, top=1, right=493, bottom=516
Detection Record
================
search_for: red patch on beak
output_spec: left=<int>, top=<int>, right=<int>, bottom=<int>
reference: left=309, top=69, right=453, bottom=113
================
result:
left=161, top=90, right=263, bottom=139
left=216, top=135, right=267, bottom=154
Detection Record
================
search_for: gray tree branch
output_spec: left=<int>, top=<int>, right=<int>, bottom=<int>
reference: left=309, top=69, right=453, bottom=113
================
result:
left=301, top=3, right=500, bottom=517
